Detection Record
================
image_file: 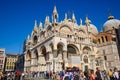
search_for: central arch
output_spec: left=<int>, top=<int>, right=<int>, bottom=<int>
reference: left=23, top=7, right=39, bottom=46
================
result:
left=67, top=44, right=80, bottom=68
left=67, top=44, right=79, bottom=55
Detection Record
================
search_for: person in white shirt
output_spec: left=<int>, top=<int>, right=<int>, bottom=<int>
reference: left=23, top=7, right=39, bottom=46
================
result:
left=113, top=67, right=119, bottom=80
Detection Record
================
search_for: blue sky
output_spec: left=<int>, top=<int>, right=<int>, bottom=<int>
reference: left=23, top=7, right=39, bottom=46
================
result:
left=0, top=0, right=120, bottom=54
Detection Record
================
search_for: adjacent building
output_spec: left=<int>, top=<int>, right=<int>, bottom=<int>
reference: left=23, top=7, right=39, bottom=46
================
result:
left=24, top=6, right=120, bottom=72
left=5, top=54, right=19, bottom=72
left=15, top=54, right=25, bottom=72
left=0, top=48, right=6, bottom=72
left=115, top=26, right=120, bottom=57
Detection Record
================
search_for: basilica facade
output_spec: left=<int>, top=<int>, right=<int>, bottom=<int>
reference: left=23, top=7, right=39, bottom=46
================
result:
left=24, top=6, right=120, bottom=72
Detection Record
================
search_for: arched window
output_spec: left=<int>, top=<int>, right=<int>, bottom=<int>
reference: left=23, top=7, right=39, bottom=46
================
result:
left=105, top=36, right=108, bottom=42
left=67, top=45, right=76, bottom=54
left=83, top=46, right=91, bottom=54
left=33, top=36, right=38, bottom=45
left=98, top=38, right=100, bottom=44
left=41, top=46, right=48, bottom=61
left=57, top=43, right=63, bottom=59
left=101, top=36, right=104, bottom=43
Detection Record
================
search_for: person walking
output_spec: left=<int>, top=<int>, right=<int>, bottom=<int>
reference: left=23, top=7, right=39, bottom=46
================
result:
left=113, top=67, right=119, bottom=80
left=90, top=70, right=96, bottom=80
left=108, top=69, right=114, bottom=80
left=95, top=67, right=102, bottom=80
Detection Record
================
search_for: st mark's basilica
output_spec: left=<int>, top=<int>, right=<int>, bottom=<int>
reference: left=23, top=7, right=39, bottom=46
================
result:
left=24, top=6, right=120, bottom=73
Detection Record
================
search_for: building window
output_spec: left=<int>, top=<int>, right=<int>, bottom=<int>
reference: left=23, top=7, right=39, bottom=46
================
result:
left=33, top=36, right=38, bottom=45
left=67, top=35, right=69, bottom=38
left=104, top=56, right=107, bottom=60
left=98, top=38, right=100, bottom=44
left=101, top=36, right=104, bottom=43
left=105, top=36, right=108, bottom=42
left=67, top=35, right=72, bottom=38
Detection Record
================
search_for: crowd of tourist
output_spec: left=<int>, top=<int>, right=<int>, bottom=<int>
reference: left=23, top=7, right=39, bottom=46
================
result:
left=0, top=67, right=120, bottom=80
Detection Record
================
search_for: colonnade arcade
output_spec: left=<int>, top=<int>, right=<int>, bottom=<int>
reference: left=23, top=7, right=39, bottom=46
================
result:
left=25, top=43, right=95, bottom=72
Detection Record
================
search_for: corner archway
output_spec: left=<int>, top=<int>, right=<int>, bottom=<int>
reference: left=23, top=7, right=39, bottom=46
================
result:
left=41, top=46, right=49, bottom=61
left=26, top=50, right=31, bottom=73
left=57, top=43, right=64, bottom=58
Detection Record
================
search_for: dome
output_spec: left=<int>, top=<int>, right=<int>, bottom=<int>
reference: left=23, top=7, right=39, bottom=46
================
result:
left=103, top=16, right=120, bottom=32
left=88, top=24, right=98, bottom=35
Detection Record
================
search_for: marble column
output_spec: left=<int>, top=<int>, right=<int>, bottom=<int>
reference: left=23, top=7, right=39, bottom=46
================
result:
left=100, top=38, right=102, bottom=44
left=24, top=60, right=27, bottom=72
left=53, top=49, right=57, bottom=72
left=103, top=36, right=106, bottom=43
left=63, top=50, right=68, bottom=70
left=48, top=51, right=53, bottom=71
left=31, top=58, right=36, bottom=72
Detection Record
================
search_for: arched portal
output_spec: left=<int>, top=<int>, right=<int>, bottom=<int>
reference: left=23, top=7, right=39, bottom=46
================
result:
left=82, top=46, right=91, bottom=71
left=40, top=46, right=48, bottom=72
left=67, top=44, right=80, bottom=68
left=41, top=46, right=48, bottom=61
left=34, top=49, right=38, bottom=60
left=53, top=43, right=64, bottom=72
left=57, top=43, right=63, bottom=58
left=26, top=50, right=31, bottom=72
left=33, top=49, right=39, bottom=72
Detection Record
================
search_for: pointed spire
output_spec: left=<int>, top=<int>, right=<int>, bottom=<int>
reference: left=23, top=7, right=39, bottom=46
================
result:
left=34, top=20, right=38, bottom=32
left=46, top=16, right=50, bottom=22
left=34, top=20, right=37, bottom=27
left=53, top=5, right=57, bottom=13
left=85, top=16, right=90, bottom=26
left=45, top=16, right=48, bottom=22
left=80, top=18, right=82, bottom=25
left=72, top=12, right=75, bottom=20
left=52, top=6, right=58, bottom=23
left=108, top=9, right=114, bottom=20
left=47, top=16, right=50, bottom=22
left=72, top=12, right=76, bottom=23
left=27, top=35, right=30, bottom=40
left=65, top=13, right=67, bottom=20
left=45, top=16, right=50, bottom=24
left=39, top=22, right=42, bottom=30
